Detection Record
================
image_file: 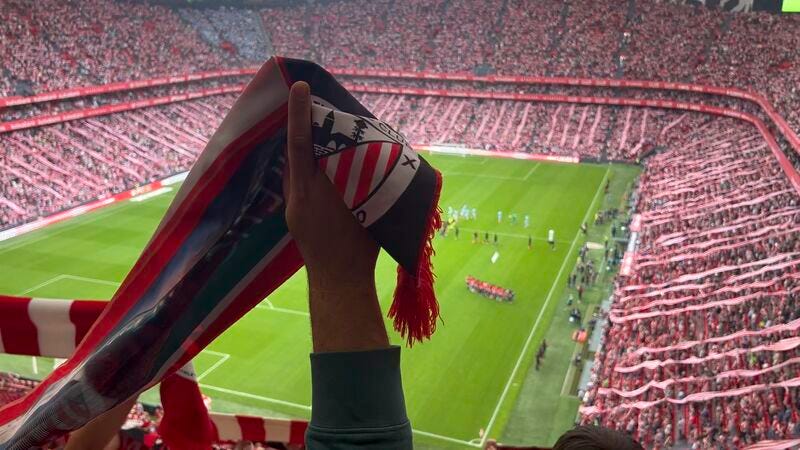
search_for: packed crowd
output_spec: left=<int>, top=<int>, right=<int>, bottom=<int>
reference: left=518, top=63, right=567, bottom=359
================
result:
left=580, top=117, right=800, bottom=449
left=0, top=2, right=798, bottom=448
left=353, top=92, right=681, bottom=161
left=466, top=275, right=515, bottom=302
left=179, top=7, right=269, bottom=63
left=1, top=0, right=798, bottom=229
left=2, top=0, right=798, bottom=134
left=0, top=95, right=236, bottom=228
left=252, top=0, right=799, bottom=135
left=0, top=0, right=233, bottom=97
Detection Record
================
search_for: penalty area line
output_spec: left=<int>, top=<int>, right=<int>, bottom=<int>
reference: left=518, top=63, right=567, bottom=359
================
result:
left=196, top=351, right=231, bottom=382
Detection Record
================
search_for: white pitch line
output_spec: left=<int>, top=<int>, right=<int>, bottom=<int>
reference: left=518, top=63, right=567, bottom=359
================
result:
left=17, top=275, right=66, bottom=296
left=199, top=383, right=312, bottom=411
left=61, top=274, right=120, bottom=287
left=200, top=384, right=479, bottom=446
left=255, top=303, right=310, bottom=317
left=271, top=306, right=309, bottom=317
left=479, top=167, right=609, bottom=447
left=197, top=352, right=230, bottom=382
left=18, top=274, right=120, bottom=296
left=523, top=163, right=542, bottom=180
left=0, top=205, right=121, bottom=255
left=442, top=172, right=526, bottom=181
left=411, top=429, right=481, bottom=447
left=443, top=162, right=540, bottom=182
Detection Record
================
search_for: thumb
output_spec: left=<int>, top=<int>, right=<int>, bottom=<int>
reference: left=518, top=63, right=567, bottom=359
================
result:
left=287, top=81, right=314, bottom=200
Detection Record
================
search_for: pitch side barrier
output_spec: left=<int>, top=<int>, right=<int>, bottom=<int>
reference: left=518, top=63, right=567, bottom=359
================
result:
left=1, top=67, right=797, bottom=158
left=0, top=294, right=308, bottom=445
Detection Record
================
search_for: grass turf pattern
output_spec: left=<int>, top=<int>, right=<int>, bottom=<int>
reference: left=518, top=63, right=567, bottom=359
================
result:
left=0, top=154, right=639, bottom=448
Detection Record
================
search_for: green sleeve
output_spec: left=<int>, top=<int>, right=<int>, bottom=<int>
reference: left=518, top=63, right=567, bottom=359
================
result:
left=305, top=346, right=413, bottom=449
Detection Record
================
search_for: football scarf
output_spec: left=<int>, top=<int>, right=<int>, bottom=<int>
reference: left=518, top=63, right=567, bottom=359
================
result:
left=0, top=56, right=442, bottom=448
left=0, top=295, right=307, bottom=448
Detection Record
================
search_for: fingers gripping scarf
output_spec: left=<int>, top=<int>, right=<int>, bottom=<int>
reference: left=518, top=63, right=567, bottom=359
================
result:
left=0, top=57, right=441, bottom=448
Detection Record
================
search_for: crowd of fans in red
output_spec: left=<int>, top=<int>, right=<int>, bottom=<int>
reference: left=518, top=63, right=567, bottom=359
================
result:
left=580, top=116, right=800, bottom=449
left=352, top=91, right=680, bottom=162
left=0, top=0, right=236, bottom=98
left=1, top=0, right=798, bottom=229
left=0, top=95, right=236, bottom=228
left=255, top=0, right=799, bottom=133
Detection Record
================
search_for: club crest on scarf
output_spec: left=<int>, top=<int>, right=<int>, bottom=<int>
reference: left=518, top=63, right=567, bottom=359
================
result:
left=311, top=105, right=420, bottom=227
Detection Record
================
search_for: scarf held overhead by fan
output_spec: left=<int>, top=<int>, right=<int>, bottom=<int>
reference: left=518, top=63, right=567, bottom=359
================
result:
left=0, top=56, right=442, bottom=448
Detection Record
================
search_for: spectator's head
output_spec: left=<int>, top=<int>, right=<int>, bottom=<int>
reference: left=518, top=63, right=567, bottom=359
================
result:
left=553, top=426, right=643, bottom=450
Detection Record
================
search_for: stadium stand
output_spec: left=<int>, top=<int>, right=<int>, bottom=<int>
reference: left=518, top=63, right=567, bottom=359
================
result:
left=0, top=95, right=236, bottom=228
left=352, top=93, right=677, bottom=162
left=253, top=0, right=800, bottom=133
left=1, top=1, right=800, bottom=448
left=179, top=7, right=270, bottom=63
left=580, top=116, right=800, bottom=449
left=0, top=0, right=234, bottom=97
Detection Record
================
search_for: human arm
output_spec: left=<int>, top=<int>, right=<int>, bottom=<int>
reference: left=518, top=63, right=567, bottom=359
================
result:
left=64, top=396, right=137, bottom=450
left=283, top=81, right=412, bottom=449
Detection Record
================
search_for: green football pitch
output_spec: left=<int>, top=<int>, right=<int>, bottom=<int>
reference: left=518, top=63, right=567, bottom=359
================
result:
left=0, top=154, right=639, bottom=448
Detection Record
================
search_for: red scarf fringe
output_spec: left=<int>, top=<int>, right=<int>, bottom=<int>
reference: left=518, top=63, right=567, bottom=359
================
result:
left=389, top=170, right=443, bottom=346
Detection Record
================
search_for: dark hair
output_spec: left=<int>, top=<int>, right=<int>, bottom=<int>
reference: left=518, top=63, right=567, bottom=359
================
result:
left=553, top=426, right=644, bottom=450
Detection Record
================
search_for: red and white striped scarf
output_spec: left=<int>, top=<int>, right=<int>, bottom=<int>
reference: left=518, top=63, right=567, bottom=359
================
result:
left=0, top=56, right=441, bottom=448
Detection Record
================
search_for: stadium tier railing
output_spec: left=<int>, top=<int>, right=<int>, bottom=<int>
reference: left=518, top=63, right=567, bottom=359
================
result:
left=331, top=68, right=800, bottom=158
left=0, top=294, right=308, bottom=446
